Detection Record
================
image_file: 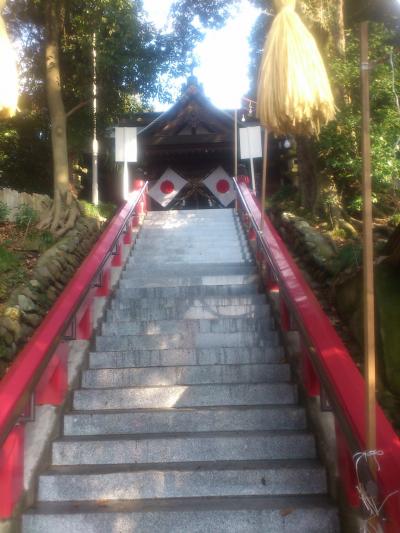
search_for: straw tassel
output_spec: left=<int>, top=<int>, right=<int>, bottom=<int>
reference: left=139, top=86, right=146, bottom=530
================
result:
left=0, top=0, right=18, bottom=119
left=257, top=0, right=335, bottom=136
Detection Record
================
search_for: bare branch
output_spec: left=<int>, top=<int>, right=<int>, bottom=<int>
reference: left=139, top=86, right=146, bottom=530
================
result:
left=66, top=100, right=89, bottom=119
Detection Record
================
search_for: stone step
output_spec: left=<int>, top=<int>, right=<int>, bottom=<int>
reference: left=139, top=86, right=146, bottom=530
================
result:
left=106, top=303, right=269, bottom=321
left=111, top=293, right=267, bottom=310
left=123, top=263, right=257, bottom=276
left=81, top=363, right=290, bottom=388
left=51, top=431, right=315, bottom=466
left=130, top=256, right=253, bottom=265
left=63, top=405, right=306, bottom=436
left=145, top=209, right=236, bottom=218
left=135, top=231, right=246, bottom=242
left=37, top=459, right=327, bottom=503
left=119, top=274, right=258, bottom=289
left=95, top=330, right=278, bottom=352
left=145, top=208, right=235, bottom=217
left=113, top=283, right=260, bottom=300
left=23, top=496, right=340, bottom=533
left=133, top=240, right=248, bottom=251
left=89, top=346, right=284, bottom=369
left=100, top=317, right=274, bottom=337
left=73, top=382, right=296, bottom=411
left=136, top=231, right=244, bottom=241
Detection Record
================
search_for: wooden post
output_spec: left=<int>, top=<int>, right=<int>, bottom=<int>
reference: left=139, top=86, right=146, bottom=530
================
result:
left=250, top=157, right=256, bottom=193
left=260, top=130, right=268, bottom=232
left=360, top=21, right=376, bottom=465
left=234, top=110, right=238, bottom=177
left=92, top=33, right=99, bottom=206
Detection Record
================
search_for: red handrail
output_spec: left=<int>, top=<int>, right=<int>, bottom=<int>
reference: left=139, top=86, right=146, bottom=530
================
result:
left=0, top=183, right=147, bottom=447
left=234, top=180, right=400, bottom=532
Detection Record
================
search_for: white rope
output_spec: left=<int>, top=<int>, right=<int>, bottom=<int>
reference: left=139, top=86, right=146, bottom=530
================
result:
left=352, top=450, right=399, bottom=533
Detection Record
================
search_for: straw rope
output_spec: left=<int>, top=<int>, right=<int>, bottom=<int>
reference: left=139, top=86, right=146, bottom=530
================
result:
left=257, top=0, right=335, bottom=136
left=0, top=0, right=18, bottom=118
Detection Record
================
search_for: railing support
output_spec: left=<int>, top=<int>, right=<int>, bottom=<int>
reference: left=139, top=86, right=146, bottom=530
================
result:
left=0, top=184, right=148, bottom=520
left=0, top=426, right=24, bottom=519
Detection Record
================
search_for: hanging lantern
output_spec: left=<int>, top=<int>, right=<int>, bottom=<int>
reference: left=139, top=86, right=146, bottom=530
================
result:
left=0, top=0, right=18, bottom=119
left=257, top=0, right=335, bottom=136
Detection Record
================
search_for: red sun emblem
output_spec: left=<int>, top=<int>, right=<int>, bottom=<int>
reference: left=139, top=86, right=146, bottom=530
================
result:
left=160, top=180, right=175, bottom=195
left=216, top=179, right=230, bottom=194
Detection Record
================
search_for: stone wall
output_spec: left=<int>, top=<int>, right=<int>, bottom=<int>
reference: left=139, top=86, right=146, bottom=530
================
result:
left=0, top=217, right=101, bottom=363
left=270, top=210, right=337, bottom=280
left=0, top=188, right=52, bottom=221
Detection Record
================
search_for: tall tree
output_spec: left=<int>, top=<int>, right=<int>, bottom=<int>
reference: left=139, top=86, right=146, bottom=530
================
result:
left=2, top=0, right=160, bottom=233
left=39, top=0, right=79, bottom=234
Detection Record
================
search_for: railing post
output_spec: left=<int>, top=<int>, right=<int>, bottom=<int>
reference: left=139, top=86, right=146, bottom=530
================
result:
left=123, top=222, right=132, bottom=245
left=111, top=243, right=123, bottom=267
left=0, top=425, right=24, bottom=519
left=279, top=298, right=291, bottom=332
left=36, top=342, right=69, bottom=405
left=96, top=268, right=111, bottom=297
left=77, top=303, right=92, bottom=340
left=301, top=344, right=320, bottom=397
left=335, top=421, right=360, bottom=508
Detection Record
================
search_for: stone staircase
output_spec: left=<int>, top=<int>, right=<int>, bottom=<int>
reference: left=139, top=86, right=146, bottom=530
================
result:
left=23, top=208, right=340, bottom=532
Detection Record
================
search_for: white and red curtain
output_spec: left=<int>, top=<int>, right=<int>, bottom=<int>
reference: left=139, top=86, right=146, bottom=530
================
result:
left=147, top=168, right=188, bottom=207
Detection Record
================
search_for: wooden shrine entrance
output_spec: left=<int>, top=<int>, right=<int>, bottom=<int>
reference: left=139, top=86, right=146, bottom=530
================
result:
left=122, top=77, right=236, bottom=210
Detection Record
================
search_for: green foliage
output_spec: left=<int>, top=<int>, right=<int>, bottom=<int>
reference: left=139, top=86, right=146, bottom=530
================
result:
left=331, top=243, right=362, bottom=274
left=1, top=0, right=160, bottom=195
left=0, top=202, right=10, bottom=223
left=317, top=23, right=400, bottom=216
left=270, top=184, right=298, bottom=205
left=389, top=212, right=400, bottom=226
left=98, top=202, right=116, bottom=220
left=0, top=246, right=18, bottom=273
left=15, top=204, right=39, bottom=228
left=79, top=200, right=116, bottom=221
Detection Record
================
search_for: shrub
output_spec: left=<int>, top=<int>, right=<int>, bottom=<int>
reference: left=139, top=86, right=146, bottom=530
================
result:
left=15, top=204, right=39, bottom=228
left=79, top=200, right=116, bottom=221
left=0, top=201, right=10, bottom=223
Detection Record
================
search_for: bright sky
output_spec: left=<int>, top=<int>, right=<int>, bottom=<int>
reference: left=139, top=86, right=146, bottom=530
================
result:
left=142, top=0, right=261, bottom=110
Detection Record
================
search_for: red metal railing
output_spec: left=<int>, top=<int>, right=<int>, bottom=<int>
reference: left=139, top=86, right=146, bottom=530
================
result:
left=234, top=179, right=400, bottom=532
left=0, top=182, right=147, bottom=519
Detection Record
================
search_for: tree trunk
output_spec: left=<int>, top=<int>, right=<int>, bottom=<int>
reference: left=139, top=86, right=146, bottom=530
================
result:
left=296, top=135, right=319, bottom=213
left=38, top=0, right=80, bottom=236
left=333, top=0, right=346, bottom=57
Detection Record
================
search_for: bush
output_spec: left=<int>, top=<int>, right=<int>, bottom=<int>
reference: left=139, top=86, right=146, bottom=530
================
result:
left=0, top=245, right=18, bottom=273
left=15, top=204, right=39, bottom=228
left=79, top=200, right=116, bottom=221
left=0, top=201, right=10, bottom=223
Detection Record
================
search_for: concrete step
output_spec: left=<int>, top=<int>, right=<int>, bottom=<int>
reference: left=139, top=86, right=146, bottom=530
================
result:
left=51, top=431, right=315, bottom=466
left=73, top=382, right=296, bottom=411
left=95, top=330, right=278, bottom=352
left=64, top=405, right=306, bottom=436
left=100, top=317, right=274, bottom=337
left=89, top=346, right=284, bottom=369
left=119, top=273, right=258, bottom=289
left=81, top=363, right=290, bottom=388
left=37, top=459, right=327, bottom=502
left=113, top=283, right=260, bottom=300
left=23, top=496, right=340, bottom=533
left=111, top=293, right=266, bottom=310
left=106, top=302, right=269, bottom=321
